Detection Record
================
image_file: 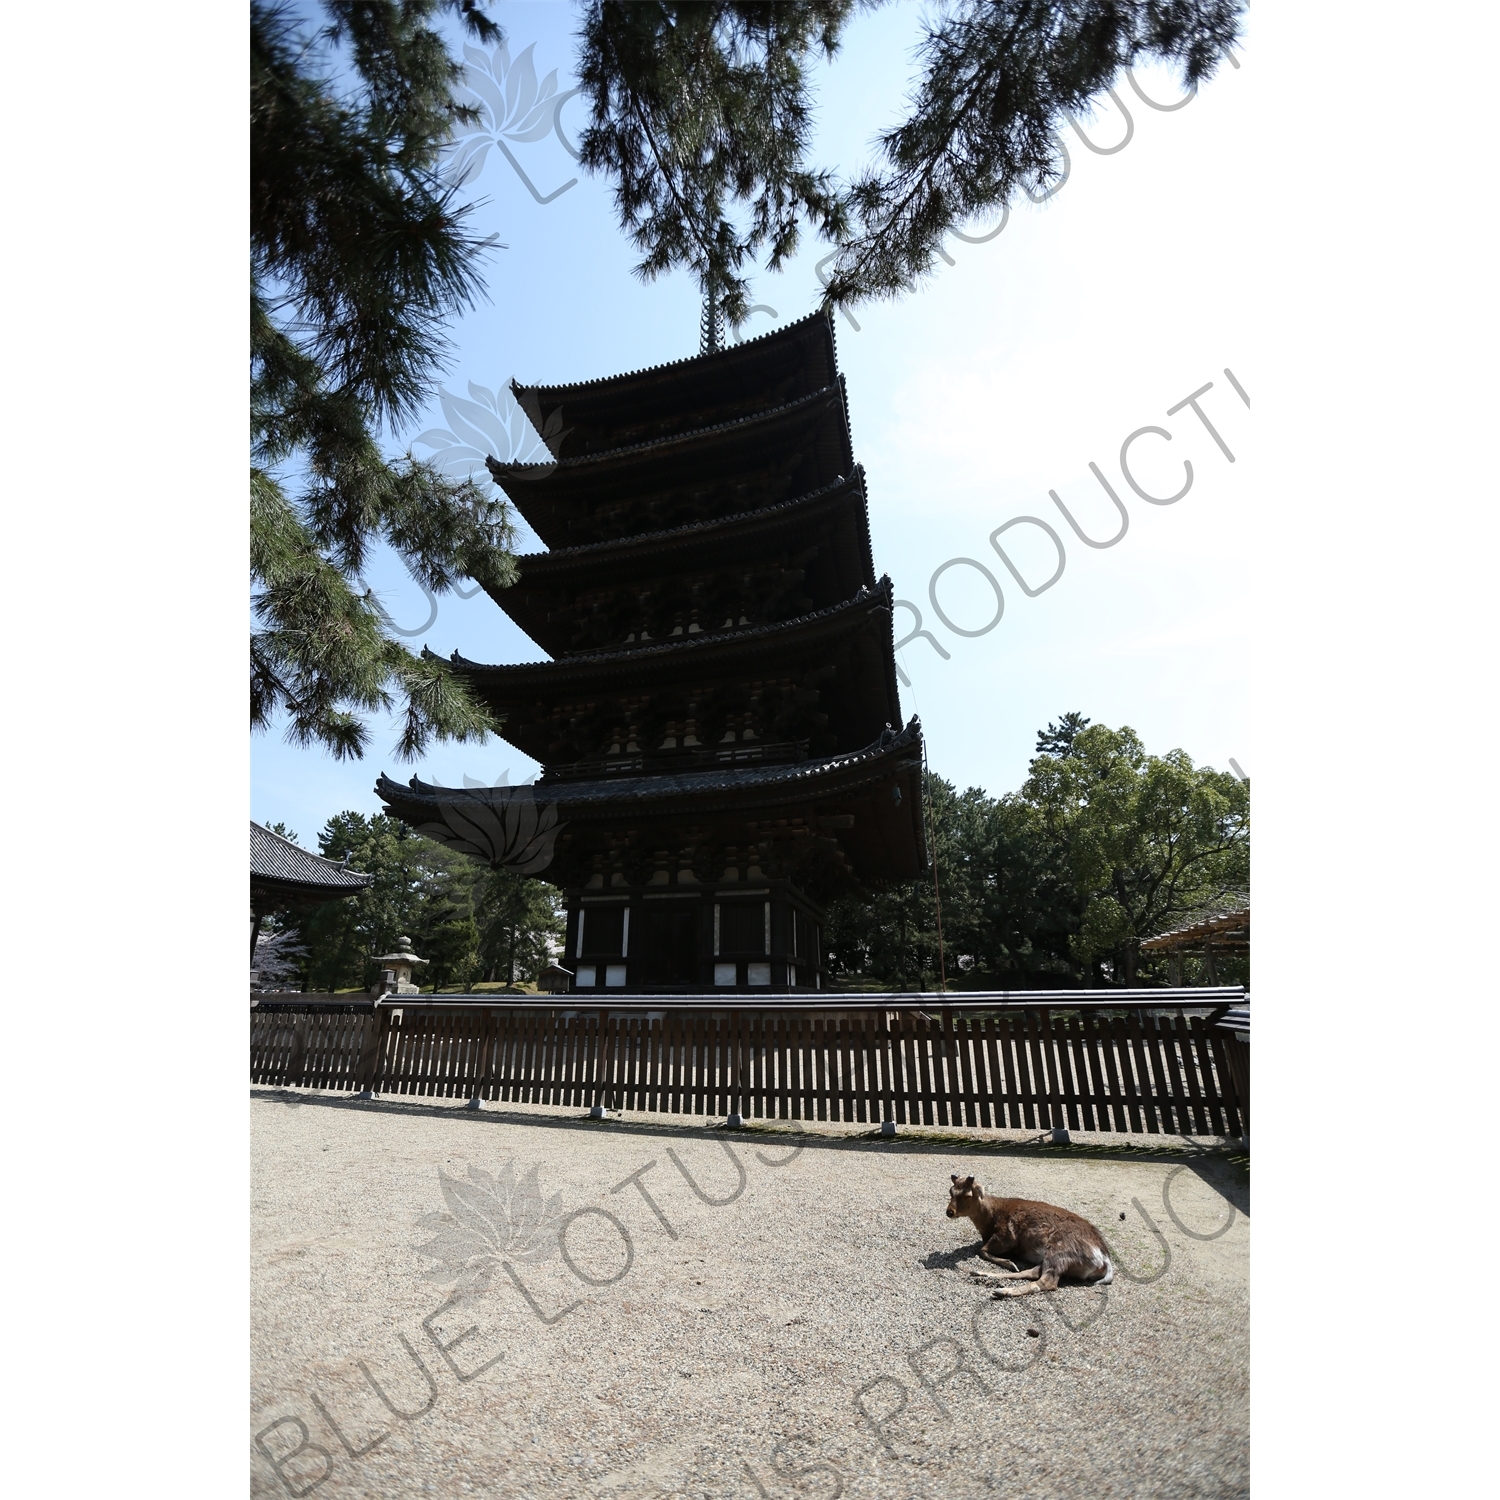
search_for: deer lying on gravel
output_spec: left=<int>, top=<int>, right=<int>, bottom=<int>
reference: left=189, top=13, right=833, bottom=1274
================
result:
left=946, top=1174, right=1113, bottom=1297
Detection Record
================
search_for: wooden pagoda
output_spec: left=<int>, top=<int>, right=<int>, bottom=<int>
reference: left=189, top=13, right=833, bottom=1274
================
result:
left=377, top=311, right=927, bottom=993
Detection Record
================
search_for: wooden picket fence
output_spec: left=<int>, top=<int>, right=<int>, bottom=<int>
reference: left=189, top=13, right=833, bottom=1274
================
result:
left=251, top=990, right=1248, bottom=1138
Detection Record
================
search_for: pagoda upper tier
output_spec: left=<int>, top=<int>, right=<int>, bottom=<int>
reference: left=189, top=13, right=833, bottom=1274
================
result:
left=488, top=470, right=875, bottom=658
left=511, top=311, right=838, bottom=460
left=487, top=382, right=851, bottom=548
left=439, top=579, right=902, bottom=777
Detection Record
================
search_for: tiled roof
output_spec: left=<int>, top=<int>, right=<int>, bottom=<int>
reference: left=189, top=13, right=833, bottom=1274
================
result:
left=1139, top=897, right=1250, bottom=951
left=508, top=468, right=869, bottom=573
left=488, top=381, right=847, bottom=480
left=441, top=578, right=894, bottom=679
left=250, top=822, right=373, bottom=891
left=1216, top=1004, right=1250, bottom=1036
left=510, top=310, right=832, bottom=400
left=377, top=718, right=923, bottom=815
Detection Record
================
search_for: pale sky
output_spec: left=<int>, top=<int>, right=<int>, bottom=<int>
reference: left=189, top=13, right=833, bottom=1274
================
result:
left=252, top=1, right=1250, bottom=842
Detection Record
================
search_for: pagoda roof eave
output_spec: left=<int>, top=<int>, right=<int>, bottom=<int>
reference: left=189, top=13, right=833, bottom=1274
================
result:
left=375, top=717, right=928, bottom=883
left=503, top=468, right=871, bottom=582
left=485, top=471, right=877, bottom=657
left=491, top=382, right=844, bottom=480
left=510, top=311, right=838, bottom=457
left=381, top=718, right=921, bottom=817
left=512, top=310, right=832, bottom=405
left=441, top=578, right=898, bottom=696
left=486, top=382, right=853, bottom=548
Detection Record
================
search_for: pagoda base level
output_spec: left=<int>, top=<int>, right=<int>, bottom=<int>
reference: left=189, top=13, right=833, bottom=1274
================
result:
left=562, top=879, right=827, bottom=996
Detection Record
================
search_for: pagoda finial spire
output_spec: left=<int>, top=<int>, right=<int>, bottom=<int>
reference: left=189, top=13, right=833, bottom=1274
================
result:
left=699, top=280, right=726, bottom=356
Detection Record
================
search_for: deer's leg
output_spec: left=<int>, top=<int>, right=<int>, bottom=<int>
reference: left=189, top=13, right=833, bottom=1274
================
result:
left=990, top=1263, right=1063, bottom=1298
left=979, top=1233, right=1035, bottom=1272
left=976, top=1248, right=1023, bottom=1271
left=968, top=1261, right=1042, bottom=1283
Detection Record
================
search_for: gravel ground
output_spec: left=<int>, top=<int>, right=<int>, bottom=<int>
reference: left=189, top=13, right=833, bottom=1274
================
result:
left=252, top=1089, right=1248, bottom=1499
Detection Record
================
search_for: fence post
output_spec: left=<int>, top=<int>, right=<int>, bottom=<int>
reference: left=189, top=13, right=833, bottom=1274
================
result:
left=939, top=1005, right=960, bottom=1129
left=286, top=1014, right=310, bottom=1088
left=726, top=1009, right=745, bottom=1127
left=352, top=1004, right=388, bottom=1098
left=476, top=1008, right=501, bottom=1105
left=600, top=1008, right=618, bottom=1116
left=587, top=1007, right=610, bottom=1118
left=875, top=1008, right=896, bottom=1134
left=1221, top=1033, right=1250, bottom=1138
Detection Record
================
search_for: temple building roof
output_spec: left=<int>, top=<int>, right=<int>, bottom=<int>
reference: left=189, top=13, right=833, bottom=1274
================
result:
left=487, top=383, right=852, bottom=548
left=512, top=311, right=838, bottom=460
left=488, top=471, right=876, bottom=657
left=375, top=718, right=927, bottom=886
left=250, top=821, right=373, bottom=916
left=1140, top=898, right=1251, bottom=953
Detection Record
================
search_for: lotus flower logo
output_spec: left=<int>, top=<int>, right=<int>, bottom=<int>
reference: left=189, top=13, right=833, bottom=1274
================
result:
left=444, top=42, right=581, bottom=204
left=416, top=1161, right=566, bottom=1291
left=411, top=781, right=563, bottom=875
left=413, top=380, right=560, bottom=489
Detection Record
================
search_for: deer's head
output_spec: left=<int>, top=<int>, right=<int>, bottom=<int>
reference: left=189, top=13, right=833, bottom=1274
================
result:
left=947, top=1173, right=982, bottom=1219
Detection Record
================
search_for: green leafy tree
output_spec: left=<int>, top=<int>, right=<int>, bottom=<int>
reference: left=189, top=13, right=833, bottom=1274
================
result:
left=289, top=810, right=560, bottom=991
left=826, top=1, right=1241, bottom=305
left=825, top=772, right=991, bottom=990
left=1023, top=723, right=1248, bottom=983
left=476, top=866, right=564, bottom=984
left=577, top=1, right=854, bottom=328
left=826, top=772, right=1082, bottom=989
left=575, top=1, right=1244, bottom=317
left=960, top=794, right=1083, bottom=983
left=252, top=0, right=518, bottom=762
left=1034, top=711, right=1091, bottom=759
left=296, top=812, right=432, bottom=988
left=825, top=719, right=1247, bottom=990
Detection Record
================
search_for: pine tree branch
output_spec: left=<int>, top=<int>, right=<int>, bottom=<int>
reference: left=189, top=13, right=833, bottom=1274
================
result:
left=823, top=1, right=1242, bottom=306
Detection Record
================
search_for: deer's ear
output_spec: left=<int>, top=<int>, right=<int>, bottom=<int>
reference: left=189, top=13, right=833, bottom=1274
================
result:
left=951, top=1173, right=960, bottom=1183
left=964, top=1176, right=977, bottom=1189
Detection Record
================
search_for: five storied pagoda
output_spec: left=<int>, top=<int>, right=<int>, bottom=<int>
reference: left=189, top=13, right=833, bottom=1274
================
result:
left=377, top=309, right=927, bottom=993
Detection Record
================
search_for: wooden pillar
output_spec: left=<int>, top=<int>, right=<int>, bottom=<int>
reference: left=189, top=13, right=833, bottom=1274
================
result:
left=286, top=1015, right=310, bottom=1088
left=352, top=1005, right=389, bottom=1097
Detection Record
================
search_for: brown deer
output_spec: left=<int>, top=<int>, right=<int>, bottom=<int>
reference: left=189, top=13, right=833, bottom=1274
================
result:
left=946, top=1174, right=1113, bottom=1296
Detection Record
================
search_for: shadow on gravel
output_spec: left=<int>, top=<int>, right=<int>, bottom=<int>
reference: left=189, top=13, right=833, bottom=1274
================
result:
left=252, top=1087, right=1249, bottom=1219
left=920, top=1243, right=982, bottom=1271
left=1165, top=1156, right=1248, bottom=1221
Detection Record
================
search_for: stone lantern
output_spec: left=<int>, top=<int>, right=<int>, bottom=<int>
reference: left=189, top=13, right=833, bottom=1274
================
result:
left=372, top=936, right=428, bottom=997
